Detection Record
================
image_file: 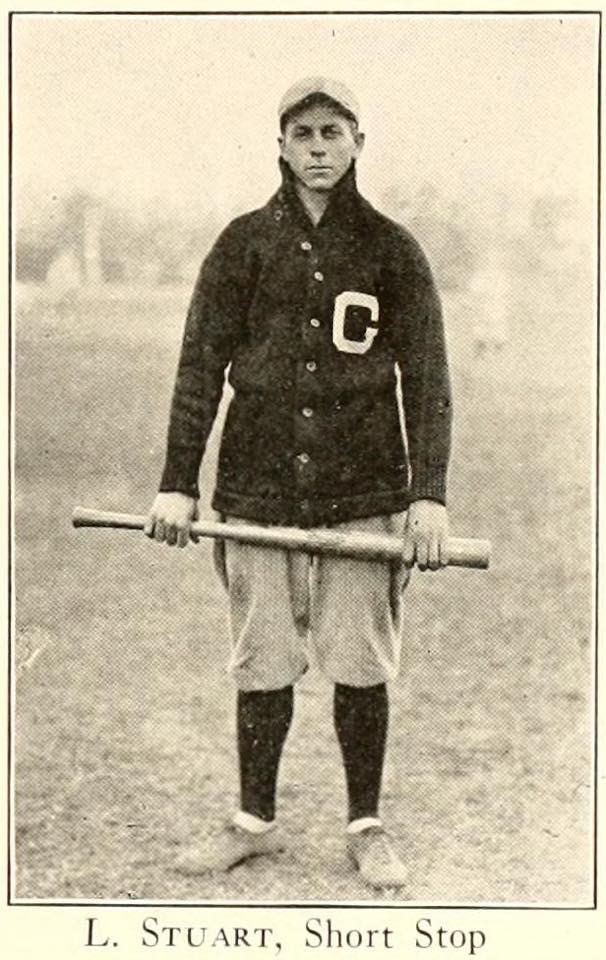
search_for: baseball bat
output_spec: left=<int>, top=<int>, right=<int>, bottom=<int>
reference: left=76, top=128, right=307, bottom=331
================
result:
left=72, top=507, right=491, bottom=569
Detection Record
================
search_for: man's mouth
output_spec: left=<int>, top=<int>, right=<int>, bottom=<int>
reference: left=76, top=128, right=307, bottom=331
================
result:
left=307, top=166, right=332, bottom=171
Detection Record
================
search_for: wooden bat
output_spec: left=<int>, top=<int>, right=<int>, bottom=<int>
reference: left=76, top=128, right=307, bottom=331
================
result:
left=72, top=507, right=491, bottom=569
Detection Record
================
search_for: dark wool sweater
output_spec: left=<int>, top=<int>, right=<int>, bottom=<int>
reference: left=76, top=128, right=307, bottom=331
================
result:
left=159, top=161, right=452, bottom=528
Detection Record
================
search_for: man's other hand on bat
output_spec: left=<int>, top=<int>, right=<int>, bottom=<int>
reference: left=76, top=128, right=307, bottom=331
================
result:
left=402, top=499, right=450, bottom=571
left=145, top=492, right=199, bottom=548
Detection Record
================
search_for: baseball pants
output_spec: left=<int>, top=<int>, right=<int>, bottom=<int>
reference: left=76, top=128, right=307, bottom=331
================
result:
left=213, top=513, right=411, bottom=691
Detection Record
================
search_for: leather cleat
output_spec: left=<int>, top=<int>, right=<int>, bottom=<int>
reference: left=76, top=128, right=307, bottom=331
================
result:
left=346, top=825, right=408, bottom=889
left=173, top=822, right=284, bottom=876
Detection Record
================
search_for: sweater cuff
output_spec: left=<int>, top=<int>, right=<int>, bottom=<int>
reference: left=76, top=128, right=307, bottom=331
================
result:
left=159, top=466, right=200, bottom=500
left=409, top=462, right=447, bottom=505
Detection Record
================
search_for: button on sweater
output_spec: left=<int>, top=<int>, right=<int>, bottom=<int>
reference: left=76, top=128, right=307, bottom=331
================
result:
left=159, top=160, right=452, bottom=528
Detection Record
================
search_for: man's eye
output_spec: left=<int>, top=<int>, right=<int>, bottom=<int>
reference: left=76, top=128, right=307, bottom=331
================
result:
left=294, top=130, right=309, bottom=139
left=324, top=129, right=341, bottom=139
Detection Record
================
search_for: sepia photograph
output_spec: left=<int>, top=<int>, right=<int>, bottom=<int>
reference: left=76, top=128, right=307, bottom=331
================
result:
left=10, top=10, right=598, bottom=908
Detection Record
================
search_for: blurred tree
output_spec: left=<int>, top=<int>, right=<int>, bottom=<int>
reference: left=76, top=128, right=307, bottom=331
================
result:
left=382, top=181, right=477, bottom=292
left=16, top=190, right=66, bottom=283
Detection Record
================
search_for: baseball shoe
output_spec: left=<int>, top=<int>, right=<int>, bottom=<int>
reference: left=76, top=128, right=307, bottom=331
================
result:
left=346, top=825, right=408, bottom=890
left=173, top=822, right=284, bottom=876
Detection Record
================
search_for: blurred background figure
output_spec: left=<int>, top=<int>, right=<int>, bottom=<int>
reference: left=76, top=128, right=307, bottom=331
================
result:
left=469, top=246, right=510, bottom=360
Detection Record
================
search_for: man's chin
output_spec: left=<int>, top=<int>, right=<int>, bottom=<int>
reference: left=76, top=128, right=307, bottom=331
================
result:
left=301, top=175, right=337, bottom=192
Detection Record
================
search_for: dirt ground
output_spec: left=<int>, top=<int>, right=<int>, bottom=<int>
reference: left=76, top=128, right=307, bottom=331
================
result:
left=13, top=289, right=594, bottom=904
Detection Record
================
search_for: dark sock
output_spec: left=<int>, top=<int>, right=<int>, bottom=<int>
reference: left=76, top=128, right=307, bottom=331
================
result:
left=237, top=685, right=294, bottom=822
left=334, top=682, right=388, bottom=824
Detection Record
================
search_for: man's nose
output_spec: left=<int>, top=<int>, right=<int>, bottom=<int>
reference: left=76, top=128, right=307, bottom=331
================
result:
left=310, top=135, right=326, bottom=155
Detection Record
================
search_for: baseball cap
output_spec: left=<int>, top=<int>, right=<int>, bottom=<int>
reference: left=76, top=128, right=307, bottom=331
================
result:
left=278, top=77, right=360, bottom=124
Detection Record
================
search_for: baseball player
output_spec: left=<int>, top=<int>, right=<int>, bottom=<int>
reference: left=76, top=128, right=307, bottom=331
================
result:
left=145, top=77, right=452, bottom=890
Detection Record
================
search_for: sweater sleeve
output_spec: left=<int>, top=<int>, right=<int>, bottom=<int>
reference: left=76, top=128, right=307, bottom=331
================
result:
left=388, top=229, right=453, bottom=505
left=159, top=221, right=248, bottom=498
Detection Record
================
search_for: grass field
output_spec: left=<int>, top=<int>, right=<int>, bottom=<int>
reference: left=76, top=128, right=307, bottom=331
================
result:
left=13, top=285, right=595, bottom=903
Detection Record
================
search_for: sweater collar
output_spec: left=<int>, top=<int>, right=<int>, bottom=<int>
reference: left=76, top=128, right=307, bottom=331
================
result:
left=274, top=157, right=362, bottom=228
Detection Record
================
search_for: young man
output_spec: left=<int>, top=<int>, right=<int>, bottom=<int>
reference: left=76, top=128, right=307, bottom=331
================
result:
left=145, top=77, right=452, bottom=890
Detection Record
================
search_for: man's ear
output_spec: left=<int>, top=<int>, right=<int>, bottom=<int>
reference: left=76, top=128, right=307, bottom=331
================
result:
left=353, top=131, right=365, bottom=158
left=277, top=135, right=285, bottom=157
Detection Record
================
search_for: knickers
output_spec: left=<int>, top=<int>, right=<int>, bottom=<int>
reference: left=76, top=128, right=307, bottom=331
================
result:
left=214, top=513, right=410, bottom=691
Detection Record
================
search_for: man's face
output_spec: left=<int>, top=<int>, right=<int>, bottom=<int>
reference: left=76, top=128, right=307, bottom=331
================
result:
left=279, top=103, right=364, bottom=193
